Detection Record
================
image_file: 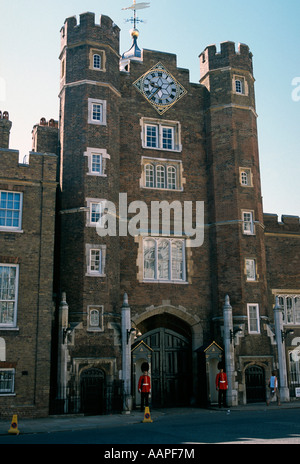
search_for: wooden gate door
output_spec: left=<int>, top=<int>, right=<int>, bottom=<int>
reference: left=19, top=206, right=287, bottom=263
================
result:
left=245, top=365, right=266, bottom=403
left=80, top=368, right=104, bottom=415
left=141, top=328, right=191, bottom=407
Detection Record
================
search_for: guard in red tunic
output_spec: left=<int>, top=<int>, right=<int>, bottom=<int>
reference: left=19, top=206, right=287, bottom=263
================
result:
left=216, top=368, right=228, bottom=408
left=138, top=370, right=151, bottom=411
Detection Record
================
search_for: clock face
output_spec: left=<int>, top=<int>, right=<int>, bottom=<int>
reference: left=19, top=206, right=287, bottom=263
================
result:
left=133, top=62, right=187, bottom=114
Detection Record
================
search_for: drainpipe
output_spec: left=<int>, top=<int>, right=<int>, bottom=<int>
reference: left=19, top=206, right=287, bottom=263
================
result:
left=274, top=296, right=290, bottom=402
left=121, top=293, right=133, bottom=413
left=58, top=292, right=69, bottom=410
left=223, top=295, right=238, bottom=406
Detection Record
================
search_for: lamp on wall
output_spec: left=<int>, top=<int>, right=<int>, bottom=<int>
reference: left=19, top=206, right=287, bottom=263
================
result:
left=63, top=325, right=72, bottom=344
left=127, top=328, right=137, bottom=344
left=230, top=327, right=242, bottom=344
left=281, top=329, right=294, bottom=343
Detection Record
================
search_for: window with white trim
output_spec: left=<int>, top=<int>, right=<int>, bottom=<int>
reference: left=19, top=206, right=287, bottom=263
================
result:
left=87, top=305, right=104, bottom=331
left=240, top=168, right=252, bottom=187
left=146, top=124, right=175, bottom=150
left=245, top=258, right=257, bottom=281
left=84, top=148, right=110, bottom=176
left=233, top=74, right=248, bottom=95
left=89, top=49, right=106, bottom=71
left=0, top=338, right=5, bottom=361
left=86, top=199, right=106, bottom=227
left=235, top=79, right=243, bottom=94
left=232, top=74, right=249, bottom=96
left=86, top=244, right=106, bottom=277
left=0, top=191, right=23, bottom=231
left=93, top=54, right=101, bottom=69
left=88, top=98, right=107, bottom=125
left=242, top=211, right=254, bottom=235
left=278, top=295, right=300, bottom=325
left=141, top=158, right=183, bottom=191
left=247, top=303, right=260, bottom=333
left=0, top=265, right=18, bottom=327
left=0, top=369, right=15, bottom=394
left=141, top=118, right=182, bottom=152
left=90, top=249, right=101, bottom=273
left=143, top=237, right=186, bottom=283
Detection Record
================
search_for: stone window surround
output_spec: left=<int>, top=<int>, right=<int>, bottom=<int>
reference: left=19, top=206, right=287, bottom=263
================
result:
left=86, top=198, right=106, bottom=227
left=242, top=209, right=255, bottom=235
left=84, top=147, right=110, bottom=176
left=239, top=167, right=253, bottom=187
left=141, top=236, right=187, bottom=284
left=88, top=98, right=107, bottom=126
left=87, top=305, right=104, bottom=332
left=232, top=74, right=249, bottom=96
left=0, top=263, right=19, bottom=328
left=247, top=303, right=260, bottom=334
left=245, top=257, right=259, bottom=281
left=140, top=117, right=182, bottom=152
left=85, top=243, right=106, bottom=277
left=89, top=48, right=106, bottom=72
left=140, top=156, right=185, bottom=191
left=0, top=190, right=23, bottom=232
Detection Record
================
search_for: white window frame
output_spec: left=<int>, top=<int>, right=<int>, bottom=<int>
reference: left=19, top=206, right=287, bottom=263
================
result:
left=0, top=264, right=19, bottom=328
left=0, top=368, right=15, bottom=394
left=278, top=295, right=300, bottom=325
left=145, top=124, right=175, bottom=150
left=84, top=147, right=110, bottom=176
left=232, top=74, right=248, bottom=96
left=247, top=303, right=260, bottom=334
left=240, top=168, right=253, bottom=187
left=242, top=210, right=255, bottom=235
left=235, top=79, right=243, bottom=94
left=0, top=191, right=23, bottom=232
left=85, top=244, right=106, bottom=277
left=93, top=54, right=101, bottom=70
left=245, top=258, right=257, bottom=281
left=86, top=198, right=106, bottom=228
left=143, top=237, right=187, bottom=283
left=89, top=49, right=106, bottom=72
left=88, top=98, right=107, bottom=126
left=87, top=305, right=104, bottom=332
left=141, top=117, right=182, bottom=152
left=141, top=157, right=183, bottom=191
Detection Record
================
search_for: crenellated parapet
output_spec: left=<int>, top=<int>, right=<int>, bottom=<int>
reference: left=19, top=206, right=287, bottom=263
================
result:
left=59, top=12, right=121, bottom=93
left=264, top=213, right=300, bottom=234
left=200, top=41, right=253, bottom=79
left=60, top=12, right=120, bottom=55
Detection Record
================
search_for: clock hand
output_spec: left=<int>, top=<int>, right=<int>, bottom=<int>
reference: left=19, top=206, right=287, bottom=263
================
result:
left=149, top=82, right=162, bottom=98
left=149, top=87, right=161, bottom=98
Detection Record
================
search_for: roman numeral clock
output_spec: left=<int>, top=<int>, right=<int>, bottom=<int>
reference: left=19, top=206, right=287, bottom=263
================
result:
left=133, top=62, right=187, bottom=114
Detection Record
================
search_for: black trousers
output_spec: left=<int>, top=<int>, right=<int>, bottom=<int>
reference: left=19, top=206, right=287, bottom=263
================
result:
left=218, top=389, right=227, bottom=407
left=141, top=392, right=149, bottom=410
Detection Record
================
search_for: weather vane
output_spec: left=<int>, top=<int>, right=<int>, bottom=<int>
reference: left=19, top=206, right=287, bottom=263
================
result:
left=122, top=1, right=150, bottom=31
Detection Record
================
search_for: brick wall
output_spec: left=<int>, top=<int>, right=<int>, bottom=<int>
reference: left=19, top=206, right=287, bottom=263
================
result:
left=0, top=132, right=57, bottom=418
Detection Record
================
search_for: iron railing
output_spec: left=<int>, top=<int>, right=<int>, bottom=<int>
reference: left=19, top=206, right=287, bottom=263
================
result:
left=50, top=380, right=124, bottom=415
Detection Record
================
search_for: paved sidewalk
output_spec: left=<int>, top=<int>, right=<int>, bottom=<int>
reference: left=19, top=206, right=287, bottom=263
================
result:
left=1, top=401, right=300, bottom=436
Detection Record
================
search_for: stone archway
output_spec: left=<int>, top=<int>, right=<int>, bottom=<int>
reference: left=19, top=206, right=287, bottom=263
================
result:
left=80, top=368, right=105, bottom=415
left=133, top=304, right=203, bottom=351
left=132, top=306, right=203, bottom=407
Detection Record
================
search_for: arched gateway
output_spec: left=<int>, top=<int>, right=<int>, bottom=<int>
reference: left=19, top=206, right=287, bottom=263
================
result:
left=133, top=310, right=201, bottom=407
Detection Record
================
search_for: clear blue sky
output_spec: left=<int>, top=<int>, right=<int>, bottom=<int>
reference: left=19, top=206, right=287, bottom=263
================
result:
left=0, top=0, right=299, bottom=218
